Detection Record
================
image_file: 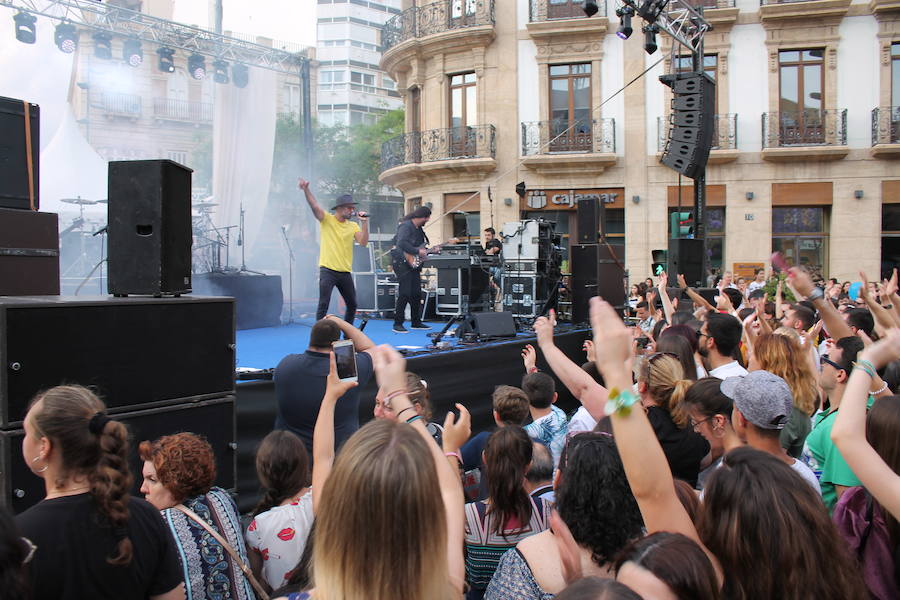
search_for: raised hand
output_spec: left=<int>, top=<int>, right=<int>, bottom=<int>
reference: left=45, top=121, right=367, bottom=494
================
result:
left=371, top=344, right=407, bottom=395
left=677, top=273, right=688, bottom=290
left=442, top=403, right=472, bottom=453
left=534, top=310, right=557, bottom=348
left=326, top=352, right=358, bottom=399
left=521, top=344, right=538, bottom=372
left=788, top=267, right=814, bottom=299
left=658, top=271, right=669, bottom=289
left=860, top=328, right=900, bottom=369
left=297, top=178, right=310, bottom=191
left=589, top=298, right=633, bottom=389
left=583, top=339, right=596, bottom=362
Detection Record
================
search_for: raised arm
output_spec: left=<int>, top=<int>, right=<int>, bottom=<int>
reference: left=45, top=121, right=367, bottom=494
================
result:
left=590, top=297, right=723, bottom=582
left=354, top=212, right=370, bottom=246
left=325, top=314, right=376, bottom=352
left=535, top=310, right=609, bottom=420
left=678, top=273, right=715, bottom=312
left=789, top=267, right=853, bottom=340
left=312, top=353, right=358, bottom=512
left=370, top=345, right=468, bottom=595
left=831, top=330, right=900, bottom=520
left=859, top=273, right=900, bottom=332
left=298, top=178, right=325, bottom=222
left=657, top=272, right=675, bottom=324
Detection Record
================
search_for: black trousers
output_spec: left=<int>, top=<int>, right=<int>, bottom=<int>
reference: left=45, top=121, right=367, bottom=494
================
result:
left=394, top=268, right=423, bottom=326
left=317, top=267, right=357, bottom=324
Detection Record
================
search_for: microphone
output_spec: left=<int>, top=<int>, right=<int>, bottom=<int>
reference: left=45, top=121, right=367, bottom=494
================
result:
left=357, top=211, right=369, bottom=218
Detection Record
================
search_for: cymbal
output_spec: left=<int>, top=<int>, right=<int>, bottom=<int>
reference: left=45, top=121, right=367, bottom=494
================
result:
left=192, top=202, right=218, bottom=208
left=95, top=199, right=109, bottom=204
left=61, top=197, right=97, bottom=205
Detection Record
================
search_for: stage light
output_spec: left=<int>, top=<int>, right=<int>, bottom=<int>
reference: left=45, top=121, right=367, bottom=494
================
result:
left=638, top=0, right=669, bottom=22
left=643, top=24, right=658, bottom=55
left=582, top=0, right=600, bottom=16
left=213, top=59, right=229, bottom=84
left=123, top=39, right=142, bottom=67
left=14, top=12, right=37, bottom=44
left=157, top=47, right=175, bottom=73
left=188, top=53, right=206, bottom=80
left=93, top=32, right=112, bottom=59
left=615, top=6, right=634, bottom=40
left=54, top=23, right=78, bottom=53
left=232, top=63, right=249, bottom=88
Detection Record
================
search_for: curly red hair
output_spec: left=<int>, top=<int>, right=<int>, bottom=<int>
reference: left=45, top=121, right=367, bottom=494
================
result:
left=138, top=433, right=216, bottom=503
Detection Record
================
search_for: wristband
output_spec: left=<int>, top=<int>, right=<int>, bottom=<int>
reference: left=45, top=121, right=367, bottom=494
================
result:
left=852, top=362, right=876, bottom=379
left=871, top=380, right=889, bottom=395
left=396, top=406, right=417, bottom=419
left=605, top=387, right=639, bottom=417
left=527, top=366, right=539, bottom=374
left=445, top=451, right=462, bottom=463
left=406, top=415, right=424, bottom=425
left=858, top=359, right=877, bottom=377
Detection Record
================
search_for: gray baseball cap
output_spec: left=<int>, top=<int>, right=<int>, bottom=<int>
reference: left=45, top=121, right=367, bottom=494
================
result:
left=720, top=371, right=792, bottom=430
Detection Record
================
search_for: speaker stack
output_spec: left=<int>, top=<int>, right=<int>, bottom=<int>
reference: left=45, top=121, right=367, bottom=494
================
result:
left=659, top=73, right=716, bottom=179
left=570, top=197, right=625, bottom=323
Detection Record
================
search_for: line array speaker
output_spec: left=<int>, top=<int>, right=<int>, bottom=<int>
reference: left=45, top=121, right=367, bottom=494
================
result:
left=659, top=73, right=716, bottom=179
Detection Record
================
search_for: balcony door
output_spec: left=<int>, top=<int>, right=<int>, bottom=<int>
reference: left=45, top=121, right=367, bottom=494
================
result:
left=549, top=64, right=591, bottom=152
left=449, top=72, right=476, bottom=157
left=778, top=49, right=824, bottom=145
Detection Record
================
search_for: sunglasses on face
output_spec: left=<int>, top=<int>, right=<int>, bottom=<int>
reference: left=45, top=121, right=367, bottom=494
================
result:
left=820, top=355, right=843, bottom=371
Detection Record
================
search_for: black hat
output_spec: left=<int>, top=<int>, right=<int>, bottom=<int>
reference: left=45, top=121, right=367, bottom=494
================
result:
left=331, top=194, right=356, bottom=210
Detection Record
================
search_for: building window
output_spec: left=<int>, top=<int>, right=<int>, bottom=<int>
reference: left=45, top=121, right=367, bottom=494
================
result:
left=882, top=203, right=900, bottom=280
left=350, top=71, right=375, bottom=86
left=382, top=76, right=396, bottom=91
left=283, top=84, right=301, bottom=117
left=772, top=207, right=828, bottom=279
left=452, top=212, right=480, bottom=241
left=893, top=42, right=900, bottom=107
left=549, top=63, right=591, bottom=152
left=778, top=49, right=825, bottom=145
left=449, top=72, right=477, bottom=156
left=451, top=0, right=477, bottom=20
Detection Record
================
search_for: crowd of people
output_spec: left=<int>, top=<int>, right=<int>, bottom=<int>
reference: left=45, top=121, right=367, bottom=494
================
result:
left=5, top=264, right=900, bottom=599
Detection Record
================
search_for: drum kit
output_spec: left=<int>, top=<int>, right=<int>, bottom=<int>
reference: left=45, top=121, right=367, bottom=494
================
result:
left=191, top=197, right=240, bottom=273
left=59, top=197, right=108, bottom=294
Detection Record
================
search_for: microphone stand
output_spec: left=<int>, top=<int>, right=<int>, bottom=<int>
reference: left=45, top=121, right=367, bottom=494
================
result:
left=282, top=227, right=295, bottom=324
left=428, top=314, right=461, bottom=348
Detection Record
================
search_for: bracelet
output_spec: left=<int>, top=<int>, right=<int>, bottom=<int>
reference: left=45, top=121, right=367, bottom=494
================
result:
left=872, top=380, right=889, bottom=395
left=396, top=406, right=417, bottom=419
left=382, top=389, right=407, bottom=407
left=406, top=415, right=424, bottom=425
left=445, top=451, right=462, bottom=463
left=852, top=362, right=876, bottom=379
left=527, top=366, right=539, bottom=374
left=605, top=387, right=640, bottom=417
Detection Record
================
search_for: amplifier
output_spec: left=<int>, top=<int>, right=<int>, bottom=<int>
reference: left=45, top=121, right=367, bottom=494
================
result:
left=504, top=261, right=540, bottom=273
left=0, top=295, right=235, bottom=428
left=377, top=280, right=398, bottom=311
left=0, top=395, right=235, bottom=514
left=0, top=208, right=59, bottom=295
left=503, top=275, right=551, bottom=318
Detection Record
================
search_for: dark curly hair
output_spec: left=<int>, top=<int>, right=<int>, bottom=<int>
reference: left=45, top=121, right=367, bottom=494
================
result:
left=556, top=433, right=644, bottom=566
left=138, top=432, right=216, bottom=503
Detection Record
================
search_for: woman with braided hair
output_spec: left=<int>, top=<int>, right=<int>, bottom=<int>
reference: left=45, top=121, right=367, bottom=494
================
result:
left=16, top=385, right=183, bottom=600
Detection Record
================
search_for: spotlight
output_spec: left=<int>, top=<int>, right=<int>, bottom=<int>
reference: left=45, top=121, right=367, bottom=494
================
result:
left=14, top=12, right=37, bottom=44
left=54, top=23, right=78, bottom=54
left=123, top=39, right=142, bottom=67
left=93, top=32, right=112, bottom=59
left=232, top=63, right=249, bottom=88
left=643, top=24, right=658, bottom=55
left=157, top=47, right=175, bottom=73
left=638, top=0, right=669, bottom=22
left=582, top=0, right=600, bottom=16
left=213, top=59, right=229, bottom=84
left=188, top=53, right=206, bottom=80
left=615, top=6, right=634, bottom=40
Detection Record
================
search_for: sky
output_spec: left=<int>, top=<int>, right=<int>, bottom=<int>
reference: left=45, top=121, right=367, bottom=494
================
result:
left=173, top=0, right=318, bottom=49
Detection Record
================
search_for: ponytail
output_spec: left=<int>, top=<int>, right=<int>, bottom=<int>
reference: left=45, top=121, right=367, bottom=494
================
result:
left=483, top=427, right=533, bottom=537
left=645, top=354, right=692, bottom=428
left=253, top=430, right=309, bottom=517
left=90, top=419, right=134, bottom=565
left=668, top=379, right=693, bottom=429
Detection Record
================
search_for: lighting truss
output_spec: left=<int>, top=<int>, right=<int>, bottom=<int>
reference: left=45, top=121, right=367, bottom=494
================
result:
left=0, top=0, right=310, bottom=75
left=613, top=0, right=711, bottom=54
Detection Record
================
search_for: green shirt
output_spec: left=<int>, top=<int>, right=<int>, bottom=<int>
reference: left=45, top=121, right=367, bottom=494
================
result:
left=804, top=406, right=863, bottom=514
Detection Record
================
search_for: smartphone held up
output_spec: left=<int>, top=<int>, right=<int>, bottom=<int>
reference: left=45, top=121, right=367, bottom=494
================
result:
left=333, top=340, right=358, bottom=382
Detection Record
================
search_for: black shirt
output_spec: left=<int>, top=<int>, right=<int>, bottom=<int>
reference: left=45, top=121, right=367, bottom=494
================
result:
left=646, top=405, right=710, bottom=488
left=395, top=220, right=427, bottom=256
left=484, top=239, right=502, bottom=256
left=17, top=493, right=183, bottom=600
left=274, top=349, right=374, bottom=455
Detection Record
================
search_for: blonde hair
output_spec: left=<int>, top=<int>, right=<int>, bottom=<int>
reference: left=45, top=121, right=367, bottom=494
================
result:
left=753, top=333, right=818, bottom=416
left=640, top=354, right=693, bottom=428
left=312, top=419, right=454, bottom=600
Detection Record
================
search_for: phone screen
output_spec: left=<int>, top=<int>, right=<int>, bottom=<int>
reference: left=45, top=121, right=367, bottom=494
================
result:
left=333, top=342, right=358, bottom=381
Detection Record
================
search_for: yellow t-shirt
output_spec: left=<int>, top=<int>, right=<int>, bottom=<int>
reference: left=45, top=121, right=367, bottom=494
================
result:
left=318, top=212, right=360, bottom=272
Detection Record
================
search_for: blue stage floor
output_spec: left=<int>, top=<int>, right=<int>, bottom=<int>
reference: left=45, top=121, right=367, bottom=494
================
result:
left=236, top=317, right=468, bottom=369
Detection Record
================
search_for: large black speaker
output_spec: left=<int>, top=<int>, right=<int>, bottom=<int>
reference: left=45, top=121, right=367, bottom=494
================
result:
left=0, top=208, right=58, bottom=295
left=456, top=311, right=516, bottom=340
left=0, top=296, right=235, bottom=428
left=571, top=243, right=625, bottom=323
left=0, top=96, right=39, bottom=210
left=0, top=396, right=235, bottom=514
left=659, top=73, right=715, bottom=179
left=108, top=160, right=192, bottom=296
left=192, top=272, right=282, bottom=330
left=576, top=197, right=605, bottom=244
left=668, top=238, right=705, bottom=287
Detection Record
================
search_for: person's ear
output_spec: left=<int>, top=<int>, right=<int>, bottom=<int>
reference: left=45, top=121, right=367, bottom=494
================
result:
left=552, top=392, right=558, bottom=405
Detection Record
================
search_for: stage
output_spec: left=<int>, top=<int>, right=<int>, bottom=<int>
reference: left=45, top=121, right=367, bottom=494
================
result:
left=233, top=316, right=591, bottom=512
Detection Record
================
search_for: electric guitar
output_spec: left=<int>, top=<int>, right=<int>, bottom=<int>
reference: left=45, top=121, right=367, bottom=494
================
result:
left=394, top=238, right=460, bottom=270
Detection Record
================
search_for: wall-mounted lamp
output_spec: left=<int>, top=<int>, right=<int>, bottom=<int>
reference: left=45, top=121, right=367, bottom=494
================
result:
left=854, top=190, right=864, bottom=199
left=746, top=192, right=754, bottom=201
left=504, top=197, right=513, bottom=206
left=631, top=195, right=640, bottom=204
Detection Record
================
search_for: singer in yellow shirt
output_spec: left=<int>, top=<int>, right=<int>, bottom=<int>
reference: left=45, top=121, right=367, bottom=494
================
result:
left=298, top=178, right=369, bottom=323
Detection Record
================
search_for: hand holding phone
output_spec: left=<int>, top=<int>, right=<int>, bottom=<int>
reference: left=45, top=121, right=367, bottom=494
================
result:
left=332, top=340, right=358, bottom=383
left=771, top=251, right=789, bottom=272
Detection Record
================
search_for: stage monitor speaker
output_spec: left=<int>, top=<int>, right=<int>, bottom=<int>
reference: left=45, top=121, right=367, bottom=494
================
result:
left=576, top=197, right=604, bottom=244
left=667, top=238, right=705, bottom=287
left=108, top=159, right=192, bottom=296
left=457, top=311, right=516, bottom=340
left=0, top=208, right=59, bottom=295
left=352, top=244, right=374, bottom=273
left=659, top=73, right=715, bottom=179
left=0, top=97, right=40, bottom=210
left=0, top=296, right=235, bottom=428
left=1, top=396, right=235, bottom=514
left=571, top=243, right=625, bottom=323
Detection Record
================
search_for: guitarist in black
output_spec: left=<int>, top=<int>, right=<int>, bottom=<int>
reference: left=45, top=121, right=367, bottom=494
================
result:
left=391, top=205, right=432, bottom=333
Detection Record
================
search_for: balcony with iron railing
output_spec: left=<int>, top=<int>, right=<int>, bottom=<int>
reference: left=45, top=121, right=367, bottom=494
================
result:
left=872, top=106, right=900, bottom=158
left=528, top=0, right=606, bottom=21
left=93, top=91, right=142, bottom=118
left=526, top=0, right=608, bottom=39
left=381, top=0, right=495, bottom=58
left=520, top=118, right=618, bottom=174
left=657, top=114, right=738, bottom=163
left=668, top=0, right=738, bottom=24
left=152, top=97, right=214, bottom=124
left=759, top=0, right=850, bottom=22
left=761, top=109, right=849, bottom=161
left=379, top=125, right=497, bottom=188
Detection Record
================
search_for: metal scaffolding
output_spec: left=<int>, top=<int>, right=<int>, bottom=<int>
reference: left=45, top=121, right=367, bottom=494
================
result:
left=614, top=0, right=711, bottom=53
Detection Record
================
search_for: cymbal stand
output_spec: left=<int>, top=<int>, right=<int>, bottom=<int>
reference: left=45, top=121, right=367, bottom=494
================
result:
left=281, top=226, right=295, bottom=324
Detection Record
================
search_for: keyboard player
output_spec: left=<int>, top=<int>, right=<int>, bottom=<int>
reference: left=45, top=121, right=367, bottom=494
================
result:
left=483, top=227, right=503, bottom=301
